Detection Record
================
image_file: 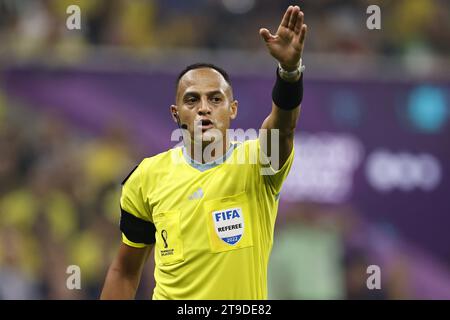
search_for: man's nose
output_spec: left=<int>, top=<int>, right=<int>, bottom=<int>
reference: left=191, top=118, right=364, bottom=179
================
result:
left=198, top=97, right=211, bottom=114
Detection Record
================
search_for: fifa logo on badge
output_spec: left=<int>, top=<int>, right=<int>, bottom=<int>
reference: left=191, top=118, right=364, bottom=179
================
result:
left=212, top=207, right=244, bottom=245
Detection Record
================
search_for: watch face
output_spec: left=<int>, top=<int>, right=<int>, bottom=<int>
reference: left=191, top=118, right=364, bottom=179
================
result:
left=279, top=63, right=301, bottom=74
left=279, top=68, right=299, bottom=78
left=278, top=63, right=303, bottom=80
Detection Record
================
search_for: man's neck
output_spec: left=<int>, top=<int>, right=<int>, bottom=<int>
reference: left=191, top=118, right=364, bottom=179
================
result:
left=184, top=137, right=231, bottom=164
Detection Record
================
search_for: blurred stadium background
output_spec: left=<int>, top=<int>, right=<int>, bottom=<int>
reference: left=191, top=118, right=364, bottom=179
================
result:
left=0, top=0, right=449, bottom=299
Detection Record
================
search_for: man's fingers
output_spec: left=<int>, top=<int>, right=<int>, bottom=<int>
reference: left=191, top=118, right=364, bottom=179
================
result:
left=280, top=6, right=293, bottom=28
left=294, top=11, right=304, bottom=34
left=288, top=6, right=300, bottom=30
left=259, top=28, right=275, bottom=42
left=299, top=24, right=308, bottom=45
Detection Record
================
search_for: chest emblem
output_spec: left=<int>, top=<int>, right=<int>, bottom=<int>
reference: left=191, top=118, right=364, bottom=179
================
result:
left=212, top=207, right=244, bottom=245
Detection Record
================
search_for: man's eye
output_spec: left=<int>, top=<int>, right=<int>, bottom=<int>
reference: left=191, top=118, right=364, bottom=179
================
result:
left=186, top=97, right=197, bottom=104
left=211, top=97, right=222, bottom=103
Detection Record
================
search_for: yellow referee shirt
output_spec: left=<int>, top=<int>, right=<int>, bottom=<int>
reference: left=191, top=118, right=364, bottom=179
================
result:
left=119, top=138, right=294, bottom=300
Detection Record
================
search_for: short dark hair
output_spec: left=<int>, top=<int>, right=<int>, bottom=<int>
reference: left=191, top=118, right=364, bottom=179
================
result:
left=176, top=63, right=232, bottom=90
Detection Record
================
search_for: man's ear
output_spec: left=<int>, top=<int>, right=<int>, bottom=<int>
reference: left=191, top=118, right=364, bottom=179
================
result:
left=230, top=100, right=238, bottom=120
left=170, top=105, right=179, bottom=123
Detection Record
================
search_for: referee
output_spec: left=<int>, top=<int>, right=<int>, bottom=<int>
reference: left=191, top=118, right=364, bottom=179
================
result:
left=101, top=5, right=307, bottom=300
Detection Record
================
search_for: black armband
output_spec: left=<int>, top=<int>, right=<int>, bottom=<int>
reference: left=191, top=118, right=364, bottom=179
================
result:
left=271, top=67, right=304, bottom=110
left=120, top=208, right=156, bottom=244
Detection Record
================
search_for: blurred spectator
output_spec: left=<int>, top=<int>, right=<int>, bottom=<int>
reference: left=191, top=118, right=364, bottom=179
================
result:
left=269, top=206, right=346, bottom=299
left=0, top=96, right=145, bottom=299
left=0, top=0, right=448, bottom=56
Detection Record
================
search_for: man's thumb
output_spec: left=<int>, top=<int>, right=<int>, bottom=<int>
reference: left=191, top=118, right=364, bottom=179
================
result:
left=259, top=28, right=273, bottom=42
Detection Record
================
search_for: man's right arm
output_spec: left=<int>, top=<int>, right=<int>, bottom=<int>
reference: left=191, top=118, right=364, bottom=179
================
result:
left=100, top=243, right=153, bottom=299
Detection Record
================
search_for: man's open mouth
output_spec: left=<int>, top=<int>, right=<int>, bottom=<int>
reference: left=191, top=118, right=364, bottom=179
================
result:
left=198, top=119, right=214, bottom=131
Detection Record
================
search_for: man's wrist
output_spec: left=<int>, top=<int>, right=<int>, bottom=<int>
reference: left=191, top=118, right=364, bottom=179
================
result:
left=272, top=63, right=304, bottom=110
left=279, top=62, right=300, bottom=72
left=278, top=59, right=305, bottom=82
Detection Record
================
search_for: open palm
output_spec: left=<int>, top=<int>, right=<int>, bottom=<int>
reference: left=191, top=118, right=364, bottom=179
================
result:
left=260, top=6, right=308, bottom=71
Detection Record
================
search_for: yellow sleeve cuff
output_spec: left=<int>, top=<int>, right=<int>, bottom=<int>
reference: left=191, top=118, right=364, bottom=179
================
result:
left=121, top=233, right=149, bottom=248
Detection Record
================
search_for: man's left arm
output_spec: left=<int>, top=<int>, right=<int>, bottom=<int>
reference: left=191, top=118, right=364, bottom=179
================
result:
left=259, top=5, right=307, bottom=168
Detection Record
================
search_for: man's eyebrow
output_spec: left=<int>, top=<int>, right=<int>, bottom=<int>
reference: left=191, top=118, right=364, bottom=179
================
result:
left=183, top=90, right=224, bottom=98
left=207, top=90, right=225, bottom=96
left=182, top=91, right=200, bottom=98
